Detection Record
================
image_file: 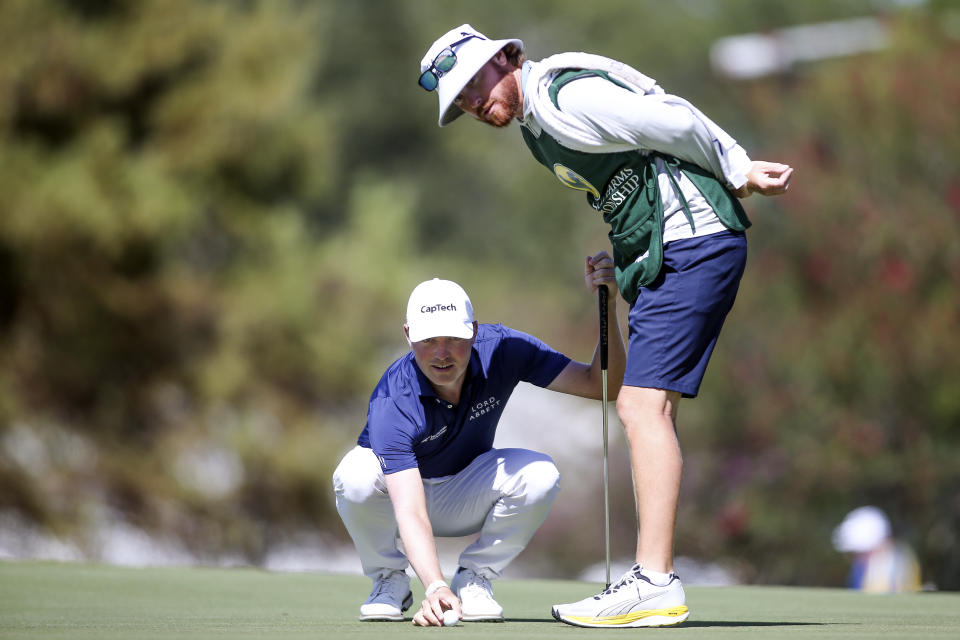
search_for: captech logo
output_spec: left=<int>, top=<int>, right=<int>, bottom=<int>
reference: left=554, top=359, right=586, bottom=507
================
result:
left=421, top=302, right=457, bottom=313
left=553, top=164, right=600, bottom=198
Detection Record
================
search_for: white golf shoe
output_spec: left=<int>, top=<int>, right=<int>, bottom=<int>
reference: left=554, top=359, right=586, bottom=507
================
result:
left=359, top=569, right=413, bottom=621
left=450, top=567, right=504, bottom=622
left=552, top=564, right=689, bottom=628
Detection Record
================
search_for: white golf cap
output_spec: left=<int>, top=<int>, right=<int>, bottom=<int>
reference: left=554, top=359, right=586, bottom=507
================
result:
left=832, top=506, right=891, bottom=553
left=406, top=278, right=475, bottom=342
left=420, top=24, right=523, bottom=126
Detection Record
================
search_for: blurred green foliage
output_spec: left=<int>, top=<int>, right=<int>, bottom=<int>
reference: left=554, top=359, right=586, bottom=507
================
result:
left=0, top=0, right=957, bottom=588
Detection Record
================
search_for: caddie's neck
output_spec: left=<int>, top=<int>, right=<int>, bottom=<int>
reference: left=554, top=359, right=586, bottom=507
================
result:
left=512, top=67, right=525, bottom=120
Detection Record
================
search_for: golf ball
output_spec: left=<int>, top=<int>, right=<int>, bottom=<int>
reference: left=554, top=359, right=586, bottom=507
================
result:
left=442, top=609, right=459, bottom=627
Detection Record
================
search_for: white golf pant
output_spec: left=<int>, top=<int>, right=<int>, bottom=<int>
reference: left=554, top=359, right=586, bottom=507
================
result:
left=333, top=445, right=560, bottom=580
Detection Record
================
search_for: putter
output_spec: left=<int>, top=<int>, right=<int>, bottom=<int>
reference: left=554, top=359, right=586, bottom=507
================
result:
left=598, top=284, right=611, bottom=589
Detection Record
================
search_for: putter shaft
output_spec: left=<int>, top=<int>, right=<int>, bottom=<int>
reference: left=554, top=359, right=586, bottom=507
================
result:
left=598, top=285, right=611, bottom=589
left=602, top=368, right=610, bottom=589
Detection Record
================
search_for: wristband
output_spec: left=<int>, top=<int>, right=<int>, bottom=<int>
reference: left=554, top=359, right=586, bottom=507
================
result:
left=424, top=580, right=448, bottom=596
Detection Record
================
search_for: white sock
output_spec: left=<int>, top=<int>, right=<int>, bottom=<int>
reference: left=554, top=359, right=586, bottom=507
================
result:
left=640, top=567, right=673, bottom=586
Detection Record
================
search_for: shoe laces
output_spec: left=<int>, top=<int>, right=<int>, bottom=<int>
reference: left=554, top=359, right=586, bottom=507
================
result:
left=593, top=565, right=672, bottom=600
left=370, top=570, right=407, bottom=600
left=460, top=572, right=495, bottom=600
left=595, top=568, right=642, bottom=599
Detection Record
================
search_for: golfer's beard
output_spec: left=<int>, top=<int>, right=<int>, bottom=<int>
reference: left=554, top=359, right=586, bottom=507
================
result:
left=483, top=93, right=519, bottom=128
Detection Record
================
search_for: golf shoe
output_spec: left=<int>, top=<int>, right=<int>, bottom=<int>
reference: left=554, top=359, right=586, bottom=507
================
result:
left=552, top=564, right=689, bottom=628
left=450, top=567, right=504, bottom=622
left=359, top=569, right=413, bottom=621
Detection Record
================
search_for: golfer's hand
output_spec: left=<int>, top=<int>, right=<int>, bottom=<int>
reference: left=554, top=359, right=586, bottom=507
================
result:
left=411, top=588, right=461, bottom=627
left=585, top=251, right=617, bottom=300
left=734, top=161, right=793, bottom=198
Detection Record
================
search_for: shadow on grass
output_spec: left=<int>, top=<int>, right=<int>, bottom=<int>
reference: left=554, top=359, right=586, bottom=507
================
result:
left=660, top=621, right=830, bottom=628
left=504, top=618, right=555, bottom=623
left=506, top=619, right=832, bottom=628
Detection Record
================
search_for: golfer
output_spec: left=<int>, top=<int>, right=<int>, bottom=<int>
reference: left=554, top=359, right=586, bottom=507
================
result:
left=333, top=252, right=625, bottom=626
left=418, top=25, right=794, bottom=628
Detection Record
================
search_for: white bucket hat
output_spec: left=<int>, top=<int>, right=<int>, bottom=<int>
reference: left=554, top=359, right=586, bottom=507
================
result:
left=832, top=506, right=891, bottom=553
left=419, top=24, right=523, bottom=126
left=406, top=278, right=476, bottom=342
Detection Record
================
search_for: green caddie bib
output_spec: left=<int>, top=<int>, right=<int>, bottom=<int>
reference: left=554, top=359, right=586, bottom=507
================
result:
left=520, top=69, right=751, bottom=303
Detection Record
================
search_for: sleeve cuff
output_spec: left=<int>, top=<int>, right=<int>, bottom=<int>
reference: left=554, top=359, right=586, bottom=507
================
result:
left=724, top=145, right=752, bottom=189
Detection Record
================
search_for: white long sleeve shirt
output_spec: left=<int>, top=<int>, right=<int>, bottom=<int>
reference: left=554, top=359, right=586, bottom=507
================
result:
left=522, top=59, right=753, bottom=244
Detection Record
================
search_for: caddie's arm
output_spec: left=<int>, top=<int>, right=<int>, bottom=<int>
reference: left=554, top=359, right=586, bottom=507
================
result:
left=546, top=251, right=626, bottom=400
left=383, top=468, right=462, bottom=627
left=557, top=78, right=769, bottom=195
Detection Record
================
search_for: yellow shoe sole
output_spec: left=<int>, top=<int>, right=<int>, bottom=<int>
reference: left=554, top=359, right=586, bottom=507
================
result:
left=559, top=605, right=690, bottom=628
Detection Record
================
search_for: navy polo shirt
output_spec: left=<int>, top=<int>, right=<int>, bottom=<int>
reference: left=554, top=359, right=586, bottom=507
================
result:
left=356, top=323, right=571, bottom=478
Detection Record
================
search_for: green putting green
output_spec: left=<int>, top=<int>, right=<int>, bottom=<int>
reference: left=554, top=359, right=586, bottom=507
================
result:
left=1, top=561, right=957, bottom=639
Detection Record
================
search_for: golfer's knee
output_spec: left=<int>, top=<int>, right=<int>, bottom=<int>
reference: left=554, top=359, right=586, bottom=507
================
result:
left=332, top=447, right=384, bottom=504
left=521, top=457, right=561, bottom=505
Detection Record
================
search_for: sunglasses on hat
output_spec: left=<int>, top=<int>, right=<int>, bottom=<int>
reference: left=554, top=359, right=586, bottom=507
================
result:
left=418, top=34, right=482, bottom=91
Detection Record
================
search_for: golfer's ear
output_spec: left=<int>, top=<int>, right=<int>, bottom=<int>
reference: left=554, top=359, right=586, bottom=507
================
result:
left=471, top=322, right=478, bottom=339
left=403, top=324, right=413, bottom=346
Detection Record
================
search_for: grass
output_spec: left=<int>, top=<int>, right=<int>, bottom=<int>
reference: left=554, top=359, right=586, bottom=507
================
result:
left=1, top=561, right=958, bottom=639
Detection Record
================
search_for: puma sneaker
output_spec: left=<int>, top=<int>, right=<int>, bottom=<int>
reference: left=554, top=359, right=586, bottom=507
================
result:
left=552, top=564, right=689, bottom=628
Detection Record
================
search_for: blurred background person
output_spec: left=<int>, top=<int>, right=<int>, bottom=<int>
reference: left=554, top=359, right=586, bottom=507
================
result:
left=832, top=506, right=921, bottom=593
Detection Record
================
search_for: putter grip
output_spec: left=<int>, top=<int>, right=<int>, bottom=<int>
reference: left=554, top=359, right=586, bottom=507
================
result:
left=598, top=284, right=609, bottom=370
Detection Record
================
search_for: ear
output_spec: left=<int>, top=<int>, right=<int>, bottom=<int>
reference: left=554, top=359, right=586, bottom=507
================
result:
left=490, top=49, right=511, bottom=69
left=403, top=324, right=413, bottom=347
left=470, top=322, right=478, bottom=340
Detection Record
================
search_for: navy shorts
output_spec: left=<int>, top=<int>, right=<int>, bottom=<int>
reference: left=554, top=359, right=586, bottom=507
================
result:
left=623, top=230, right=747, bottom=398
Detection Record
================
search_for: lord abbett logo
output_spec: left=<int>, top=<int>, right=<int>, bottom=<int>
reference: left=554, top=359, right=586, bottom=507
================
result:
left=468, top=396, right=502, bottom=421
left=553, top=163, right=599, bottom=199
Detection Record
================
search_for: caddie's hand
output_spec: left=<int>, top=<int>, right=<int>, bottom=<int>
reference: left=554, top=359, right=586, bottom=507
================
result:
left=585, top=251, right=617, bottom=300
left=411, top=588, right=461, bottom=627
left=734, top=161, right=794, bottom=198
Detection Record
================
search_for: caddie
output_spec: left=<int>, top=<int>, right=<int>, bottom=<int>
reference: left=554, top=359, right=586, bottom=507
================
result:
left=333, top=252, right=625, bottom=626
left=418, top=24, right=794, bottom=628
